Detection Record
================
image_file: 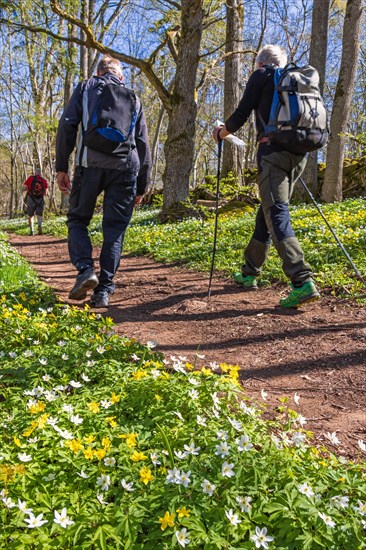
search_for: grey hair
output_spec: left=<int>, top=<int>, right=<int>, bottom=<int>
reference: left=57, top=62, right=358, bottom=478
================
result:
left=255, top=45, right=288, bottom=69
left=97, top=55, right=123, bottom=77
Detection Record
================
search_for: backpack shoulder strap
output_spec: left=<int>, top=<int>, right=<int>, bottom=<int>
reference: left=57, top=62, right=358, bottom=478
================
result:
left=256, top=68, right=275, bottom=131
left=265, top=68, right=283, bottom=133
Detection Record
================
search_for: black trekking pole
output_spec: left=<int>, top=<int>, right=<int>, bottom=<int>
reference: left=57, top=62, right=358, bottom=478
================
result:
left=208, top=137, right=223, bottom=298
left=299, top=176, right=363, bottom=280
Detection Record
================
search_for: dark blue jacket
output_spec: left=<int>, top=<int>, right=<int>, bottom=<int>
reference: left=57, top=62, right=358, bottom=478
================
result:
left=56, top=73, right=152, bottom=194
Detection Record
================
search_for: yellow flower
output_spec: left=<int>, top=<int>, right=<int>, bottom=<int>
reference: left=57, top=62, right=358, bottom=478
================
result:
left=84, top=447, right=94, bottom=460
left=102, top=437, right=112, bottom=449
left=29, top=401, right=46, bottom=414
left=200, top=367, right=212, bottom=377
left=155, top=394, right=162, bottom=401
left=185, top=362, right=194, bottom=371
left=111, top=393, right=121, bottom=403
left=94, top=448, right=107, bottom=460
left=140, top=467, right=154, bottom=485
left=106, top=417, right=118, bottom=428
left=160, top=372, right=170, bottom=380
left=37, top=414, right=49, bottom=429
left=22, top=426, right=35, bottom=437
left=65, top=439, right=84, bottom=453
left=126, top=433, right=138, bottom=448
left=131, top=369, right=148, bottom=380
left=228, top=369, right=239, bottom=382
left=176, top=506, right=190, bottom=518
left=220, top=363, right=230, bottom=373
left=131, top=451, right=148, bottom=462
left=158, top=511, right=175, bottom=530
left=84, top=434, right=96, bottom=444
left=0, top=464, right=25, bottom=482
left=13, top=436, right=22, bottom=447
left=87, top=402, right=100, bottom=413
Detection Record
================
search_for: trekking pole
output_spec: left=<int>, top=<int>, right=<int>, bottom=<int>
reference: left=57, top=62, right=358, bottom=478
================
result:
left=208, top=137, right=223, bottom=299
left=299, top=176, right=363, bottom=280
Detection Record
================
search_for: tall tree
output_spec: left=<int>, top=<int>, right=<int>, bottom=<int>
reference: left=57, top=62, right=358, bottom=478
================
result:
left=322, top=0, right=363, bottom=202
left=221, top=0, right=244, bottom=179
left=162, top=0, right=204, bottom=213
left=300, top=0, right=330, bottom=199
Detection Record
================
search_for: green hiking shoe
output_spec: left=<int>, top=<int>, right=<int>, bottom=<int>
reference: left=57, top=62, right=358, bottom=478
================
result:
left=234, top=273, right=258, bottom=290
left=280, top=281, right=320, bottom=308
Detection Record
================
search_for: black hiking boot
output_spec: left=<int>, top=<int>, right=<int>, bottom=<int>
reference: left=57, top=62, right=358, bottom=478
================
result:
left=90, top=291, right=109, bottom=308
left=68, top=268, right=99, bottom=300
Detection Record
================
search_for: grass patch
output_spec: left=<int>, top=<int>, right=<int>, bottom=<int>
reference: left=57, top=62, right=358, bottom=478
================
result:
left=2, top=198, right=365, bottom=301
left=0, top=233, right=366, bottom=549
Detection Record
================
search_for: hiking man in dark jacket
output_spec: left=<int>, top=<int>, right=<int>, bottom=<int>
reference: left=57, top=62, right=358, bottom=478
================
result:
left=22, top=168, right=49, bottom=235
left=56, top=55, right=152, bottom=308
left=213, top=44, right=320, bottom=308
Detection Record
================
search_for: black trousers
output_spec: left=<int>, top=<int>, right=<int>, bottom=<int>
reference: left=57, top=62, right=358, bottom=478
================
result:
left=67, top=166, right=137, bottom=294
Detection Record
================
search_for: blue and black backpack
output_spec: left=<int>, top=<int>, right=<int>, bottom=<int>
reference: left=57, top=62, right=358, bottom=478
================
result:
left=83, top=77, right=137, bottom=158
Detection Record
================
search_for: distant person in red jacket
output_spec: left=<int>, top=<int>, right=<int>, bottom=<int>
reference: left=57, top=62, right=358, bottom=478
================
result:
left=22, top=168, right=49, bottom=235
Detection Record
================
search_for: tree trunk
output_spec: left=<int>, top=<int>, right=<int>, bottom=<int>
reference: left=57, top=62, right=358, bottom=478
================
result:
left=162, top=0, right=204, bottom=213
left=322, top=0, right=363, bottom=202
left=296, top=0, right=330, bottom=201
left=60, top=22, right=77, bottom=210
left=150, top=102, right=165, bottom=190
left=221, top=0, right=244, bottom=179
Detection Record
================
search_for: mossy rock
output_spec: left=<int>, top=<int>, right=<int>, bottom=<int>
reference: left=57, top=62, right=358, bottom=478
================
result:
left=191, top=187, right=217, bottom=201
left=218, top=201, right=255, bottom=214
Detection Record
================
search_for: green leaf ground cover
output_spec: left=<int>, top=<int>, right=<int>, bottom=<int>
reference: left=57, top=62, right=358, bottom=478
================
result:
left=0, top=233, right=366, bottom=549
left=2, top=198, right=365, bottom=300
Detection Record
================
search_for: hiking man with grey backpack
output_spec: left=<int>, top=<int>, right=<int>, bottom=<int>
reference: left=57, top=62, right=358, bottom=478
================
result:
left=213, top=44, right=329, bottom=308
left=56, top=55, right=151, bottom=308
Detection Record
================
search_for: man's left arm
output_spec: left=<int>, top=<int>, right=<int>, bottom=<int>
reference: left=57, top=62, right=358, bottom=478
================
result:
left=43, top=178, right=50, bottom=196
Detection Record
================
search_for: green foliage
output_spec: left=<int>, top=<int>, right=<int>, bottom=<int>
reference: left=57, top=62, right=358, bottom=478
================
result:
left=1, top=235, right=366, bottom=549
left=1, top=198, right=365, bottom=301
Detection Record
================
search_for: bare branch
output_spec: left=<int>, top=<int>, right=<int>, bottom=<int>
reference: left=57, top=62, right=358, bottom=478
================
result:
left=1, top=2, right=173, bottom=111
left=197, top=49, right=255, bottom=91
left=166, top=28, right=180, bottom=63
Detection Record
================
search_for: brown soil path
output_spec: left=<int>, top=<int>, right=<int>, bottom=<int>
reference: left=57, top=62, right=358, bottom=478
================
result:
left=9, top=233, right=366, bottom=461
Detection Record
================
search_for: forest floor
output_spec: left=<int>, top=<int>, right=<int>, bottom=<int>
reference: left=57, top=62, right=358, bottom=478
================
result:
left=9, top=233, right=366, bottom=463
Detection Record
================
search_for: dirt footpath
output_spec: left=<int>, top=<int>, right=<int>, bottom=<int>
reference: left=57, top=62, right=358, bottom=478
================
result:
left=9, top=233, right=366, bottom=462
